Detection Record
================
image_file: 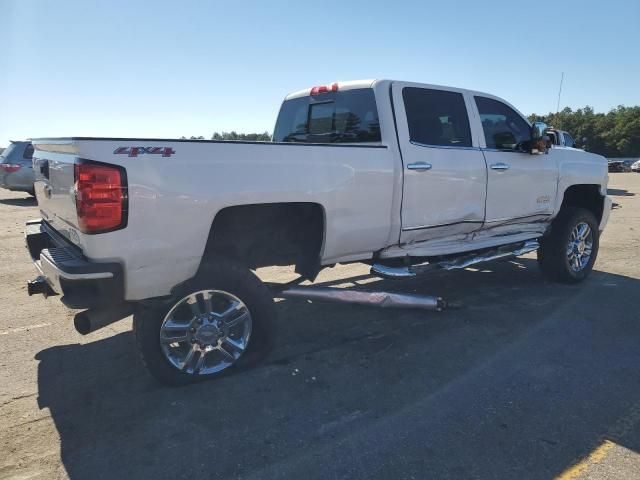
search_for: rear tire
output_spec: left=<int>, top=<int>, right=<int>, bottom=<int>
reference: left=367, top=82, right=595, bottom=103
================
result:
left=537, top=207, right=599, bottom=283
left=134, top=258, right=276, bottom=386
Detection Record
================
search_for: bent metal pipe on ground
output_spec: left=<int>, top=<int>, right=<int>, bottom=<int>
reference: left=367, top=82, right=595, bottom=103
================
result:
left=279, top=286, right=445, bottom=311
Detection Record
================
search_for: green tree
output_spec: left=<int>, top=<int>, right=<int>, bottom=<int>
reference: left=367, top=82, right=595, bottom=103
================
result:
left=529, top=105, right=640, bottom=157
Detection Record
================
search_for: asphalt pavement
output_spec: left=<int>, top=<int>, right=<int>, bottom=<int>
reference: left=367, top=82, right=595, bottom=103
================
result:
left=1, top=174, right=639, bottom=479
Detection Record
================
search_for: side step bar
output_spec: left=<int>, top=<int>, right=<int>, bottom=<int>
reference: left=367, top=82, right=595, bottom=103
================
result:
left=371, top=240, right=540, bottom=279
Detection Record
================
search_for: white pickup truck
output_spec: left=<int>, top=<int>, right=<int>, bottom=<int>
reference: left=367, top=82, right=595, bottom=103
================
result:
left=26, top=79, right=611, bottom=385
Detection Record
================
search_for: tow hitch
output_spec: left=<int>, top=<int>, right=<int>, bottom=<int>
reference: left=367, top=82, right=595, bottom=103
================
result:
left=27, top=276, right=57, bottom=298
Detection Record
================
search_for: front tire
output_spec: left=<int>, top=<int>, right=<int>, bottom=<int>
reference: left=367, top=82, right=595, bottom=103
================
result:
left=134, top=258, right=276, bottom=386
left=537, top=207, right=600, bottom=283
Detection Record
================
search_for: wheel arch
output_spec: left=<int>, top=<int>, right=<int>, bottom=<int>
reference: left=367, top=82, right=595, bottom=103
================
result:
left=199, top=202, right=326, bottom=281
left=558, top=184, right=606, bottom=223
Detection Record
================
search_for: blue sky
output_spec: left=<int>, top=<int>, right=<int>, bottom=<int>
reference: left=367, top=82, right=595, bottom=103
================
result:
left=1, top=0, right=638, bottom=146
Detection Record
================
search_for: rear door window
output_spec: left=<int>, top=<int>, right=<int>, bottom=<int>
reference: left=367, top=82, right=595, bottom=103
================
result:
left=402, top=87, right=472, bottom=148
left=273, top=88, right=381, bottom=143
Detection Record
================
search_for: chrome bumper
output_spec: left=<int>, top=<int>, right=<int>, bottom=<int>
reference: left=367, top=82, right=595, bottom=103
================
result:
left=25, top=220, right=124, bottom=308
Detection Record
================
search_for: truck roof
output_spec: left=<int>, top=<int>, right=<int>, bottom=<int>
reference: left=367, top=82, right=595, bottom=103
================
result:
left=284, top=79, right=500, bottom=102
left=32, top=80, right=527, bottom=145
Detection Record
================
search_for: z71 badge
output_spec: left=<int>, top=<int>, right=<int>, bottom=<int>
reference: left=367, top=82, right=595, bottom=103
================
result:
left=114, top=146, right=175, bottom=158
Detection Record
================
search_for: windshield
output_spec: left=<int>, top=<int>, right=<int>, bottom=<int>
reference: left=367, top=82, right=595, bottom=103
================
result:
left=273, top=88, right=381, bottom=144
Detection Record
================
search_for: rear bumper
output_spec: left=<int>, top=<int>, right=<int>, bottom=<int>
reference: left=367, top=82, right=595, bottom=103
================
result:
left=25, top=220, right=124, bottom=308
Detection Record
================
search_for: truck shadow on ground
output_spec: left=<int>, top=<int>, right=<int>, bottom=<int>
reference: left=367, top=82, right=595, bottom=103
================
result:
left=0, top=195, right=36, bottom=206
left=35, top=258, right=640, bottom=479
left=607, top=188, right=635, bottom=197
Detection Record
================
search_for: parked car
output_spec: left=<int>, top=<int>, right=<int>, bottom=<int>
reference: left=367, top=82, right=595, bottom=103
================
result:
left=0, top=141, right=35, bottom=195
left=608, top=159, right=634, bottom=173
left=25, top=79, right=611, bottom=385
left=631, top=160, right=640, bottom=172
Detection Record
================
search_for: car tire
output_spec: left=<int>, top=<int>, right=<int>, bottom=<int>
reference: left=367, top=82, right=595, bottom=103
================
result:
left=134, top=257, right=276, bottom=386
left=537, top=207, right=600, bottom=284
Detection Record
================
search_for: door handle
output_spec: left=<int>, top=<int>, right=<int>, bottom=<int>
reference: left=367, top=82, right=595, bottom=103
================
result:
left=490, top=162, right=510, bottom=171
left=407, top=162, right=432, bottom=171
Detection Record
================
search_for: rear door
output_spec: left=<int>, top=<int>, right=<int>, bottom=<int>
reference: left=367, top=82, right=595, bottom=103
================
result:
left=472, top=95, right=558, bottom=228
left=392, top=83, right=487, bottom=244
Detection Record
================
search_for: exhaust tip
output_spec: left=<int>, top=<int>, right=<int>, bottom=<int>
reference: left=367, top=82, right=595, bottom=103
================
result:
left=73, top=304, right=132, bottom=335
left=73, top=311, right=92, bottom=335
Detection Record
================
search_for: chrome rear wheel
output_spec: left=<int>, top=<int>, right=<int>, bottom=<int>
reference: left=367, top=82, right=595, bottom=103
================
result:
left=134, top=258, right=276, bottom=386
left=160, top=290, right=252, bottom=375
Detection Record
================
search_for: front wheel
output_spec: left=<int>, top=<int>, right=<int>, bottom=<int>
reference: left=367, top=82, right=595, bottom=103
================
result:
left=537, top=207, right=600, bottom=283
left=134, top=258, right=276, bottom=386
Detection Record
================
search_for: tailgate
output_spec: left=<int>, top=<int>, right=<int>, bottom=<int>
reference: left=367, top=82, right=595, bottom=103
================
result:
left=32, top=138, right=130, bottom=246
left=32, top=141, right=80, bottom=244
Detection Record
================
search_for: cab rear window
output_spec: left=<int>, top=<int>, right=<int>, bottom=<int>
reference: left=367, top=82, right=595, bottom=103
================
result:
left=273, top=89, right=381, bottom=144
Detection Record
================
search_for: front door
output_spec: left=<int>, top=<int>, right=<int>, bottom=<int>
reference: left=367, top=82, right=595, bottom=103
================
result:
left=392, top=83, right=487, bottom=244
left=473, top=95, right=558, bottom=230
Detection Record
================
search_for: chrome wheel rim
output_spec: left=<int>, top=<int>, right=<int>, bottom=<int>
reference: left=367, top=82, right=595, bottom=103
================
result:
left=567, top=222, right=593, bottom=273
left=160, top=290, right=252, bottom=375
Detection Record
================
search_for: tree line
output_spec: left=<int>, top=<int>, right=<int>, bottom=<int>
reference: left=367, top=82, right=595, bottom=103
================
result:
left=528, top=105, right=640, bottom=158
left=182, top=132, right=271, bottom=141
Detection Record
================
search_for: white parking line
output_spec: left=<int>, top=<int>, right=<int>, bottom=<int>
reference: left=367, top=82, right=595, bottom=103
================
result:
left=0, top=323, right=52, bottom=336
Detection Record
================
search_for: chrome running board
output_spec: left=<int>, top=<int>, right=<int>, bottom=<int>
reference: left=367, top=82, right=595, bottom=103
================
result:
left=371, top=240, right=540, bottom=279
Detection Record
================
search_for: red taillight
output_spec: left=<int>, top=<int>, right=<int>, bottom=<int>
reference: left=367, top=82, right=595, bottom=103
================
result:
left=74, top=162, right=127, bottom=234
left=310, top=82, right=339, bottom=95
left=0, top=163, right=22, bottom=173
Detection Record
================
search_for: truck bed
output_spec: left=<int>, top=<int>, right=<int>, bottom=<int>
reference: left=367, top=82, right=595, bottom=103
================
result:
left=31, top=137, right=401, bottom=300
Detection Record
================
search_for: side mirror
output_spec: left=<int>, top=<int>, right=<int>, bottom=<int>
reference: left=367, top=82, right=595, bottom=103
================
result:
left=530, top=121, right=549, bottom=155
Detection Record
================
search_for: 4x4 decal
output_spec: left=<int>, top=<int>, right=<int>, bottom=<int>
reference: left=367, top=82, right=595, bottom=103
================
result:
left=114, top=146, right=175, bottom=158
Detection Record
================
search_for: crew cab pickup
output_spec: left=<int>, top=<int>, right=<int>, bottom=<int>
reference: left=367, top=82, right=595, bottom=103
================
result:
left=27, top=79, right=611, bottom=385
